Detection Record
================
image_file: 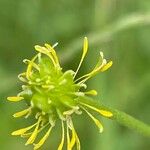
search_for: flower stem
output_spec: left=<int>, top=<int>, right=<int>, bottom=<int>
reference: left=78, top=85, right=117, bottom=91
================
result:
left=78, top=96, right=150, bottom=137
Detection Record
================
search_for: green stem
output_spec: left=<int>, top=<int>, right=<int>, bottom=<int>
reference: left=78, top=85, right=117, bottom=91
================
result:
left=78, top=96, right=150, bottom=137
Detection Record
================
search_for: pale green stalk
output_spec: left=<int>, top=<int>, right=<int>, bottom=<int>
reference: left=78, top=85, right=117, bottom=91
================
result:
left=78, top=96, right=150, bottom=137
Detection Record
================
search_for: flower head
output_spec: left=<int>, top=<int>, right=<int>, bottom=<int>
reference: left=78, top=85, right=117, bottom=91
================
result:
left=7, top=37, right=113, bottom=150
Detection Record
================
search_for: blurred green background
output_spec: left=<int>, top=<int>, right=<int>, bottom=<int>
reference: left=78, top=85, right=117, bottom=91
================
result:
left=0, top=0, right=150, bottom=150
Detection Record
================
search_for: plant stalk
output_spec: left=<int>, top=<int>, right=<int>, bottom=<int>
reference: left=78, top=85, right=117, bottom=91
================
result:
left=78, top=96, right=150, bottom=137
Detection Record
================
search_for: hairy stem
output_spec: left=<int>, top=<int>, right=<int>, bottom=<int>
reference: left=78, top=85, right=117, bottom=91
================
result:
left=78, top=96, right=150, bottom=137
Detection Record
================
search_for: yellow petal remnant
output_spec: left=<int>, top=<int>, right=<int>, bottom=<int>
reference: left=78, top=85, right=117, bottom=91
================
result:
left=21, top=123, right=49, bottom=138
left=7, top=96, right=24, bottom=102
left=57, top=121, right=65, bottom=150
left=13, top=108, right=31, bottom=118
left=12, top=123, right=37, bottom=136
left=80, top=102, right=113, bottom=118
left=34, top=126, right=53, bottom=150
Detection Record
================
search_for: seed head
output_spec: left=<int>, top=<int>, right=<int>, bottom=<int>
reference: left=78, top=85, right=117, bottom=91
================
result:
left=7, top=37, right=113, bottom=150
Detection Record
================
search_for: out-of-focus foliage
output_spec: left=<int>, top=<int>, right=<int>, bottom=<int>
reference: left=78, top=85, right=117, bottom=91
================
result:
left=0, top=0, right=150, bottom=150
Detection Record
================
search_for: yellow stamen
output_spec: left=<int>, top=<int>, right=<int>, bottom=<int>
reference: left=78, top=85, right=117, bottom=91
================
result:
left=98, top=110, right=113, bottom=117
left=74, top=37, right=88, bottom=78
left=7, top=96, right=24, bottom=102
left=25, top=117, right=41, bottom=145
left=45, top=43, right=60, bottom=67
left=84, top=90, right=97, bottom=96
left=18, top=72, right=26, bottom=77
left=18, top=72, right=27, bottom=82
left=92, top=51, right=104, bottom=70
left=77, top=62, right=103, bottom=84
left=37, top=53, right=42, bottom=63
left=23, top=59, right=40, bottom=71
left=67, top=124, right=71, bottom=150
left=34, top=45, right=56, bottom=67
left=73, top=128, right=80, bottom=150
left=100, top=51, right=104, bottom=59
left=75, top=73, right=89, bottom=83
left=76, top=52, right=112, bottom=84
left=69, top=118, right=81, bottom=150
left=82, top=107, right=103, bottom=133
left=34, top=126, right=53, bottom=150
left=74, top=52, right=103, bottom=83
left=21, top=132, right=33, bottom=138
left=70, top=128, right=76, bottom=149
left=90, top=59, right=112, bottom=75
left=26, top=54, right=38, bottom=80
left=11, top=123, right=37, bottom=136
left=80, top=102, right=113, bottom=118
left=21, top=123, right=49, bottom=138
left=13, top=108, right=31, bottom=118
left=57, top=121, right=65, bottom=150
left=101, top=61, right=113, bottom=72
left=63, top=106, right=79, bottom=116
left=63, top=109, right=75, bottom=116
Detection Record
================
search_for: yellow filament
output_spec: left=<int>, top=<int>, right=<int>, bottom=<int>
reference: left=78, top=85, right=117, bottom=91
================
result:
left=69, top=118, right=81, bottom=150
left=34, top=126, right=53, bottom=150
left=74, top=37, right=88, bottom=78
left=76, top=52, right=112, bottom=84
left=18, top=72, right=26, bottom=77
left=23, top=59, right=40, bottom=71
left=26, top=54, right=38, bottom=80
left=25, top=117, right=41, bottom=145
left=57, top=121, right=65, bottom=150
left=21, top=132, right=32, bottom=138
left=18, top=72, right=27, bottom=82
left=21, top=123, right=49, bottom=138
left=70, top=129, right=76, bottom=149
left=82, top=107, right=103, bottom=133
left=67, top=124, right=71, bottom=150
left=72, top=128, right=81, bottom=150
left=45, top=43, right=60, bottom=67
